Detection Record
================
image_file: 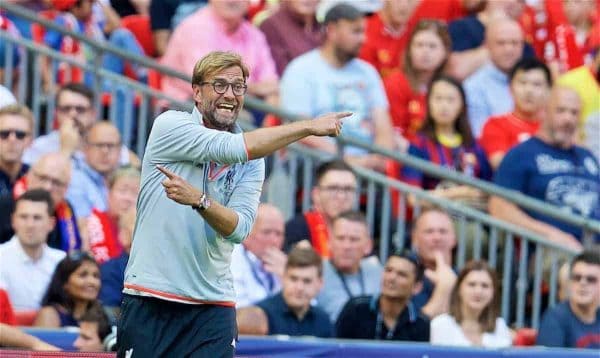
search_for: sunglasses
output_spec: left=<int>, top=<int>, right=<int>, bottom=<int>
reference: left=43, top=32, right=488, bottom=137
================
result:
left=68, top=250, right=96, bottom=263
left=571, top=273, right=598, bottom=284
left=0, top=129, right=29, bottom=140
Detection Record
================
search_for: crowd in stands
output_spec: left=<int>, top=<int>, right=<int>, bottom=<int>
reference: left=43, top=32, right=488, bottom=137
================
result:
left=0, top=0, right=599, bottom=353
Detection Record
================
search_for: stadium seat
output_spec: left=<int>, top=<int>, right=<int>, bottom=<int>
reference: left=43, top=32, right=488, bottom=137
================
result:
left=120, top=14, right=155, bottom=58
left=513, top=328, right=538, bottom=346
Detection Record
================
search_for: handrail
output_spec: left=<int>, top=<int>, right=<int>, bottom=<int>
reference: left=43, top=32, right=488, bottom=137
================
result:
left=0, top=2, right=302, bottom=121
left=337, top=136, right=600, bottom=235
left=3, top=2, right=598, bottom=237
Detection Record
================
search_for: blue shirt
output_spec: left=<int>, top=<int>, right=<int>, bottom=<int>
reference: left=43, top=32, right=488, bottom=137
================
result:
left=280, top=49, right=389, bottom=155
left=66, top=158, right=109, bottom=218
left=257, top=292, right=333, bottom=337
left=463, top=63, right=514, bottom=137
left=494, top=137, right=600, bottom=240
left=99, top=252, right=128, bottom=307
left=537, top=301, right=600, bottom=349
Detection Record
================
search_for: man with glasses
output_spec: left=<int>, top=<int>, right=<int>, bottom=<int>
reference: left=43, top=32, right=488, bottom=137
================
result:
left=0, top=104, right=32, bottom=197
left=317, top=211, right=382, bottom=323
left=0, top=153, right=82, bottom=252
left=118, top=51, right=347, bottom=357
left=284, top=160, right=357, bottom=257
left=67, top=122, right=122, bottom=219
left=335, top=249, right=430, bottom=341
left=537, top=250, right=600, bottom=348
left=22, top=83, right=134, bottom=167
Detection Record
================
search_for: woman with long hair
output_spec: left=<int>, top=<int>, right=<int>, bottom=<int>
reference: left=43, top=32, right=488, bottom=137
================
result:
left=400, top=75, right=492, bottom=208
left=34, top=252, right=102, bottom=328
left=384, top=19, right=451, bottom=140
left=431, top=260, right=512, bottom=347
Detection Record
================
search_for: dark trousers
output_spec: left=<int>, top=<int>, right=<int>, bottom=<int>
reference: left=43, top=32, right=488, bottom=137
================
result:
left=117, top=294, right=237, bottom=358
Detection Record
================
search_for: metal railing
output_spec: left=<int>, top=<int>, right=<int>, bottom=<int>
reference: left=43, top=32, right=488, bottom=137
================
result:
left=1, top=4, right=597, bottom=329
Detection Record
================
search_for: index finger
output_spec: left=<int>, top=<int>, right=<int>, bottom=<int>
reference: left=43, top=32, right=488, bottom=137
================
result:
left=335, top=111, right=353, bottom=119
left=156, top=165, right=176, bottom=180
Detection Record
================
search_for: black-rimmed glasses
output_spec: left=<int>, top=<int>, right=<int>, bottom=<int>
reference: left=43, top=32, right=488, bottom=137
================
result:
left=199, top=80, right=247, bottom=96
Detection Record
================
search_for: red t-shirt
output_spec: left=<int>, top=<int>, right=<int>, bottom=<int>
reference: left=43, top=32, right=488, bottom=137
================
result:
left=413, top=0, right=467, bottom=22
left=359, top=13, right=414, bottom=79
left=0, top=289, right=16, bottom=325
left=480, top=112, right=540, bottom=158
left=383, top=70, right=426, bottom=139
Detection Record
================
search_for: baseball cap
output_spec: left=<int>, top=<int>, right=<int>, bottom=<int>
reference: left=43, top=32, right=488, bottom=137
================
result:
left=317, top=0, right=382, bottom=24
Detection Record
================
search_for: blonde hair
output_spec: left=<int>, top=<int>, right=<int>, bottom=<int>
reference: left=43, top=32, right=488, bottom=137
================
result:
left=191, top=51, right=250, bottom=86
left=0, top=103, right=34, bottom=131
left=108, top=166, right=141, bottom=189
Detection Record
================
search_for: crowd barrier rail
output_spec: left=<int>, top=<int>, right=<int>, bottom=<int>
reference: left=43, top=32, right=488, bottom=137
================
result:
left=5, top=329, right=597, bottom=357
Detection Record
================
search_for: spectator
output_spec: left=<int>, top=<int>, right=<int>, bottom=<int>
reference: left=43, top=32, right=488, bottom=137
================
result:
left=280, top=2, right=398, bottom=171
left=0, top=84, right=17, bottom=108
left=284, top=160, right=357, bottom=257
left=557, top=49, right=600, bottom=160
left=431, top=260, right=511, bottom=347
left=463, top=18, right=525, bottom=137
left=0, top=104, right=32, bottom=197
left=537, top=250, right=600, bottom=349
left=489, top=86, right=599, bottom=250
left=447, top=0, right=534, bottom=80
left=66, top=122, right=122, bottom=219
left=0, top=323, right=60, bottom=351
left=0, top=189, right=66, bottom=311
left=231, top=203, right=286, bottom=308
left=43, top=0, right=146, bottom=88
left=317, top=210, right=382, bottom=323
left=149, top=0, right=207, bottom=57
left=237, top=247, right=332, bottom=337
left=358, top=0, right=420, bottom=78
left=34, top=251, right=102, bottom=328
left=161, top=0, right=279, bottom=106
left=411, top=207, right=458, bottom=318
left=384, top=19, right=451, bottom=140
left=480, top=57, right=552, bottom=169
left=335, top=249, right=429, bottom=341
left=86, top=166, right=140, bottom=264
left=0, top=153, right=82, bottom=252
left=259, top=0, right=322, bottom=76
left=73, top=303, right=113, bottom=352
left=400, top=76, right=492, bottom=210
left=22, top=83, right=133, bottom=167
left=99, top=208, right=135, bottom=308
left=0, top=14, right=22, bottom=87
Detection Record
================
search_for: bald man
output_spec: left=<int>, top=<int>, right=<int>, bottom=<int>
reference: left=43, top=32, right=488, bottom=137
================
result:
left=0, top=152, right=82, bottom=251
left=66, top=121, right=123, bottom=219
left=490, top=86, right=600, bottom=250
left=230, top=203, right=287, bottom=307
left=463, top=17, right=526, bottom=136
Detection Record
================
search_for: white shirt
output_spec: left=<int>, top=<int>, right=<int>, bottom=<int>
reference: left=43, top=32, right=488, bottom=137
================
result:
left=431, top=313, right=512, bottom=348
left=0, top=85, right=16, bottom=108
left=230, top=245, right=280, bottom=308
left=0, top=237, right=66, bottom=311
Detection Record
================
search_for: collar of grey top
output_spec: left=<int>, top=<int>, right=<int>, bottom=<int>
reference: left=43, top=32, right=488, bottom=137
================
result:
left=192, top=106, right=244, bottom=134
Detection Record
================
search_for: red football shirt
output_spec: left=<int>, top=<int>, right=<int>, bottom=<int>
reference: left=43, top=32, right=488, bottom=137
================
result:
left=480, top=112, right=540, bottom=158
left=383, top=70, right=426, bottom=139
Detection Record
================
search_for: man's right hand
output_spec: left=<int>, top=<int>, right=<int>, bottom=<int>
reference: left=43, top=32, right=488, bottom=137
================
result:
left=424, top=251, right=457, bottom=289
left=59, top=118, right=82, bottom=156
left=308, top=112, right=352, bottom=137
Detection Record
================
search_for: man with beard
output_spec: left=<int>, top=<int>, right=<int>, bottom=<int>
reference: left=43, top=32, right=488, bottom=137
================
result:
left=117, top=51, right=348, bottom=358
left=490, top=86, right=600, bottom=250
left=280, top=2, right=397, bottom=172
left=335, top=249, right=430, bottom=341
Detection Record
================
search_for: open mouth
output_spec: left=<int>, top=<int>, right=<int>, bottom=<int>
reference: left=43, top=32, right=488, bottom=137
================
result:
left=216, top=103, right=235, bottom=112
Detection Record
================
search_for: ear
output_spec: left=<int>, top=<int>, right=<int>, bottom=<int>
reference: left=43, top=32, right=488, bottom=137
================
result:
left=192, top=84, right=203, bottom=104
left=363, top=238, right=373, bottom=256
left=310, top=187, right=320, bottom=208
